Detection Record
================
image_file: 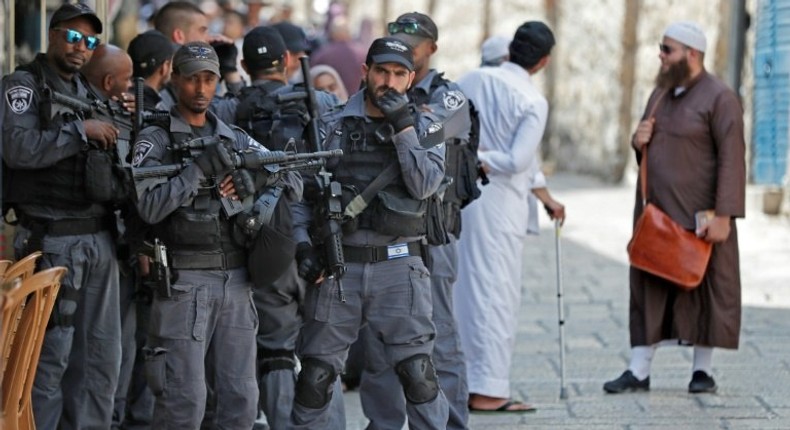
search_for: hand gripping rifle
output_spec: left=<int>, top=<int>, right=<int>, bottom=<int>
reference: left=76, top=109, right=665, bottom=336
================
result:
left=42, top=81, right=169, bottom=168
left=299, top=56, right=347, bottom=302
left=132, top=141, right=343, bottom=217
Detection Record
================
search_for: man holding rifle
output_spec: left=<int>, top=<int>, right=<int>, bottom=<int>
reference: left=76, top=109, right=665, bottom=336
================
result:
left=131, top=41, right=302, bottom=428
left=290, top=36, right=449, bottom=429
left=1, top=3, right=124, bottom=429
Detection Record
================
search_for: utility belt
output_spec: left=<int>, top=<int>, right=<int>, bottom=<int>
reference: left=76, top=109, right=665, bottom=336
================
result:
left=343, top=241, right=423, bottom=264
left=169, top=250, right=246, bottom=270
left=17, top=212, right=111, bottom=237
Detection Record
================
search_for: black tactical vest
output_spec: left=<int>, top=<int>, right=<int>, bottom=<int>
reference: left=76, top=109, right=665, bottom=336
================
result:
left=152, top=127, right=245, bottom=257
left=4, top=56, right=94, bottom=211
left=235, top=81, right=310, bottom=153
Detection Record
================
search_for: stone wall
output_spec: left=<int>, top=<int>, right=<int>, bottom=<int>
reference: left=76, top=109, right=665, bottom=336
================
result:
left=303, top=0, right=758, bottom=182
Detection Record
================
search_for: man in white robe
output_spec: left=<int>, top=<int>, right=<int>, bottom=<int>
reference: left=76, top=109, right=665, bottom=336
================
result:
left=455, top=21, right=561, bottom=413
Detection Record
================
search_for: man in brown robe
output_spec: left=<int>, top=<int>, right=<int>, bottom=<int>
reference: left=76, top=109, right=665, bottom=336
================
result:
left=604, top=21, right=746, bottom=394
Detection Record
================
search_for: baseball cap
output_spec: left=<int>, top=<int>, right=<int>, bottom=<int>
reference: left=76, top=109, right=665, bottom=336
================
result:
left=172, top=41, right=220, bottom=76
left=49, top=3, right=103, bottom=34
left=663, top=21, right=707, bottom=53
left=481, top=35, right=511, bottom=66
left=128, top=30, right=175, bottom=77
left=243, top=26, right=287, bottom=70
left=365, top=37, right=414, bottom=71
left=272, top=22, right=310, bottom=53
left=388, top=12, right=438, bottom=46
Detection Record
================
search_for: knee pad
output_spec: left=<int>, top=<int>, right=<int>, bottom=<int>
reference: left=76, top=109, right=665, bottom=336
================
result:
left=395, top=354, right=439, bottom=404
left=294, top=357, right=336, bottom=409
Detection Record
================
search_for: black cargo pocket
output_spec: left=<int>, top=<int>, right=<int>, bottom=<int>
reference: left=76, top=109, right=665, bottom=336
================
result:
left=408, top=263, right=432, bottom=317
left=312, top=280, right=336, bottom=323
left=143, top=346, right=168, bottom=396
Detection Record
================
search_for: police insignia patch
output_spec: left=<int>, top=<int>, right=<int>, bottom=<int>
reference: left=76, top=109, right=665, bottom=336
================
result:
left=6, top=86, right=33, bottom=114
left=131, top=141, right=154, bottom=167
left=442, top=91, right=466, bottom=111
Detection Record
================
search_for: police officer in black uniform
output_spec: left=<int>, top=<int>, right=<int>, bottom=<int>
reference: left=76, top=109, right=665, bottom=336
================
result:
left=290, top=36, right=450, bottom=429
left=232, top=26, right=343, bottom=430
left=2, top=4, right=122, bottom=428
left=358, top=12, right=477, bottom=430
left=131, top=41, right=300, bottom=429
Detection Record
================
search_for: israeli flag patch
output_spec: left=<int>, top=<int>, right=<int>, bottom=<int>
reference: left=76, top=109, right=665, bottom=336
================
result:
left=387, top=243, right=410, bottom=259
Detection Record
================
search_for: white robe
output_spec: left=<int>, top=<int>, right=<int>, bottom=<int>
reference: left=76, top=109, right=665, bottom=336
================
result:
left=455, top=62, right=548, bottom=398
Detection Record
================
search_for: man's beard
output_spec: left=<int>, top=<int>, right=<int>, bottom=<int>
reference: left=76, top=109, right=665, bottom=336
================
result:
left=655, top=58, right=691, bottom=88
left=365, top=84, right=391, bottom=107
left=53, top=54, right=81, bottom=75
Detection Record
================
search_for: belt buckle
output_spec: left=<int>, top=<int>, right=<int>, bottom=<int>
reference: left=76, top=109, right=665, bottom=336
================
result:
left=386, top=243, right=410, bottom=260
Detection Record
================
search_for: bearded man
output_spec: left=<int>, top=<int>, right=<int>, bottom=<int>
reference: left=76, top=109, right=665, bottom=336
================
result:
left=603, top=21, right=746, bottom=395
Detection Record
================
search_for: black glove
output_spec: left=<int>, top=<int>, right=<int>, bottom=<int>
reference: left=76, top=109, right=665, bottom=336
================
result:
left=194, top=142, right=234, bottom=177
left=296, top=242, right=323, bottom=283
left=376, top=89, right=414, bottom=133
left=211, top=42, right=238, bottom=74
left=230, top=168, right=256, bottom=200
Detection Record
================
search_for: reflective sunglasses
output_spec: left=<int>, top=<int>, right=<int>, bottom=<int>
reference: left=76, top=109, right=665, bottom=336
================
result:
left=658, top=43, right=675, bottom=55
left=54, top=28, right=100, bottom=50
left=387, top=19, right=435, bottom=40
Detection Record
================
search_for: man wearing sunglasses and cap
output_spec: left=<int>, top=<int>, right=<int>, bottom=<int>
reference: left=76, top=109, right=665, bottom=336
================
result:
left=1, top=3, right=125, bottom=429
left=353, top=11, right=475, bottom=430
left=290, top=37, right=450, bottom=429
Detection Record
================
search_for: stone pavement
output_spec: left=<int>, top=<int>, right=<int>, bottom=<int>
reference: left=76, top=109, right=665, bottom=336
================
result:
left=342, top=172, right=790, bottom=429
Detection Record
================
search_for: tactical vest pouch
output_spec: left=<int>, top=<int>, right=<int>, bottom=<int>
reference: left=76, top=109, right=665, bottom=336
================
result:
left=168, top=210, right=221, bottom=246
left=371, top=187, right=427, bottom=237
left=84, top=149, right=132, bottom=203
left=84, top=149, right=114, bottom=202
left=425, top=194, right=449, bottom=246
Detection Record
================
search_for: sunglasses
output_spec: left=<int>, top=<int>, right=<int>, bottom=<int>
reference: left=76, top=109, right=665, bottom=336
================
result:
left=658, top=43, right=676, bottom=55
left=54, top=28, right=100, bottom=50
left=388, top=19, right=435, bottom=40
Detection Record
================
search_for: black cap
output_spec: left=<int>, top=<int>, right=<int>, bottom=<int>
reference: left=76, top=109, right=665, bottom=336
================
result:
left=272, top=22, right=310, bottom=53
left=50, top=3, right=103, bottom=34
left=388, top=12, right=438, bottom=44
left=509, top=21, right=555, bottom=69
left=365, top=37, right=414, bottom=71
left=128, top=30, right=175, bottom=77
left=172, top=41, right=220, bottom=76
left=243, top=26, right=287, bottom=70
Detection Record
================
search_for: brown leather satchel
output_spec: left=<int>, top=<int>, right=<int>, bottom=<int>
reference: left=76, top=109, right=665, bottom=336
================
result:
left=627, top=93, right=713, bottom=290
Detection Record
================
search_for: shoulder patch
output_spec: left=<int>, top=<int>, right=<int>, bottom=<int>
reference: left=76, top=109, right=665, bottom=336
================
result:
left=443, top=90, right=466, bottom=111
left=131, top=141, right=154, bottom=167
left=5, top=86, right=34, bottom=114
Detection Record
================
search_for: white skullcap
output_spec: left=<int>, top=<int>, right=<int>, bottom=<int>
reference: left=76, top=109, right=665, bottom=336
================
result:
left=481, top=35, right=511, bottom=65
left=663, top=21, right=707, bottom=53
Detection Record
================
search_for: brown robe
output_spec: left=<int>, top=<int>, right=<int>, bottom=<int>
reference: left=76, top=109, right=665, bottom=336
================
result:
left=630, top=71, right=745, bottom=349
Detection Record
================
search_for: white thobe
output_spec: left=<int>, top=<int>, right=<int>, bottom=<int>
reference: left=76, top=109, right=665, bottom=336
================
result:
left=455, top=62, right=549, bottom=398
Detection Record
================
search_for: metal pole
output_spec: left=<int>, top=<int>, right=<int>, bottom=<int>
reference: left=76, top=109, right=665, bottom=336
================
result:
left=554, top=218, right=568, bottom=399
left=39, top=0, right=46, bottom=53
left=9, top=0, right=16, bottom=72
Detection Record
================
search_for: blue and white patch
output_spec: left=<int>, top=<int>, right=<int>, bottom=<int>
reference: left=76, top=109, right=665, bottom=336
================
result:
left=131, top=141, right=154, bottom=167
left=442, top=90, right=466, bottom=111
left=5, top=86, right=33, bottom=114
left=387, top=243, right=411, bottom=259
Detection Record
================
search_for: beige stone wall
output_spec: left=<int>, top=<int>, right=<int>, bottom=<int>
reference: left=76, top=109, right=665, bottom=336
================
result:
left=300, top=0, right=757, bottom=182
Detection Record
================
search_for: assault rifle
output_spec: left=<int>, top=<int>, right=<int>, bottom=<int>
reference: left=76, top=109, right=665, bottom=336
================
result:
left=132, top=142, right=343, bottom=217
left=42, top=84, right=169, bottom=168
left=300, top=56, right=347, bottom=302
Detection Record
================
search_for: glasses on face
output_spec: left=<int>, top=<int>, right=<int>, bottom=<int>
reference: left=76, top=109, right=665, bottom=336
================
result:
left=658, top=43, right=675, bottom=55
left=387, top=19, right=435, bottom=40
left=54, top=28, right=100, bottom=50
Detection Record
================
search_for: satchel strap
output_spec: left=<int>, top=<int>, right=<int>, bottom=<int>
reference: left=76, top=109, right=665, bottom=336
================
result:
left=639, top=89, right=668, bottom=205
